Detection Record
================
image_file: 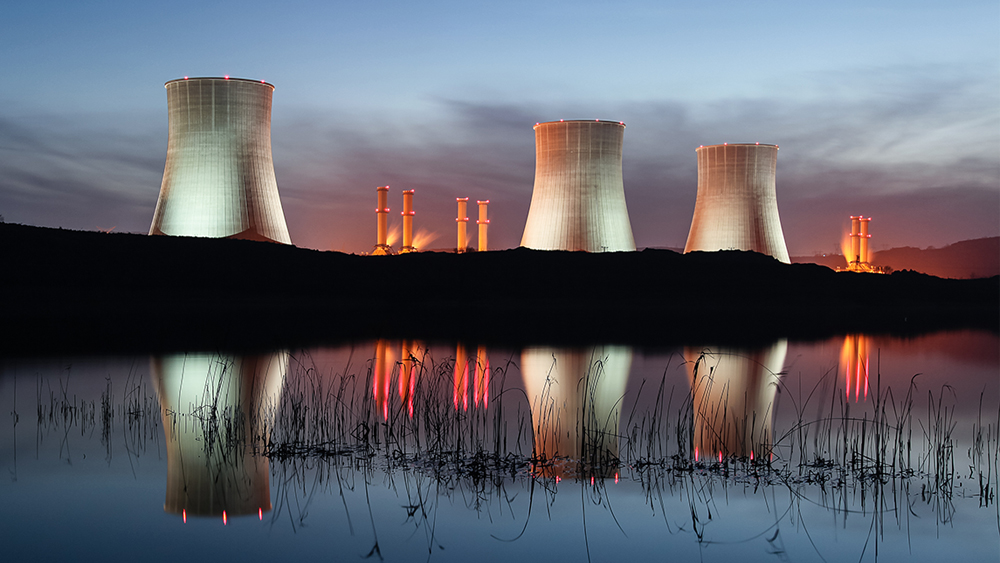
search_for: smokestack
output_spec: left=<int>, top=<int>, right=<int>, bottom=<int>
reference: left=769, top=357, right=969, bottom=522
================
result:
left=150, top=77, right=291, bottom=244
left=684, top=143, right=790, bottom=263
left=521, top=120, right=636, bottom=252
left=476, top=200, right=489, bottom=252
left=401, top=189, right=415, bottom=253
left=850, top=216, right=861, bottom=265
left=456, top=198, right=469, bottom=253
left=859, top=217, right=871, bottom=264
left=373, top=186, right=391, bottom=255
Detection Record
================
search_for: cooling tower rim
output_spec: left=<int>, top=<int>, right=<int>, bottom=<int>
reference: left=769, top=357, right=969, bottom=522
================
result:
left=164, top=77, right=275, bottom=90
left=696, top=143, right=778, bottom=151
left=534, top=119, right=626, bottom=129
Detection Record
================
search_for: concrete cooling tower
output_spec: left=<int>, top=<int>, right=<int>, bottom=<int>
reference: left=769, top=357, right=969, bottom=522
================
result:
left=520, top=120, right=636, bottom=252
left=684, top=143, right=789, bottom=263
left=149, top=77, right=291, bottom=244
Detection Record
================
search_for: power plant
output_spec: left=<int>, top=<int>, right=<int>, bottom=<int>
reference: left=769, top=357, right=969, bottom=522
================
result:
left=520, top=120, right=636, bottom=252
left=684, top=143, right=789, bottom=263
left=149, top=77, right=291, bottom=244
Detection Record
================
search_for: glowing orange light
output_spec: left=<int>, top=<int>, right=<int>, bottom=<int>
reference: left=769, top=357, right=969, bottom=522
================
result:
left=614, top=472, right=619, bottom=483
left=259, top=507, right=263, bottom=520
left=223, top=511, right=227, bottom=525
left=750, top=450, right=754, bottom=461
left=590, top=476, right=595, bottom=485
left=183, top=509, right=187, bottom=523
left=694, top=447, right=699, bottom=461
left=718, top=451, right=723, bottom=463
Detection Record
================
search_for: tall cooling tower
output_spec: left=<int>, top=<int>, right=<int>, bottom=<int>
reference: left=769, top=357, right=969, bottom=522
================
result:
left=520, top=120, right=635, bottom=252
left=149, top=77, right=291, bottom=244
left=684, top=143, right=789, bottom=263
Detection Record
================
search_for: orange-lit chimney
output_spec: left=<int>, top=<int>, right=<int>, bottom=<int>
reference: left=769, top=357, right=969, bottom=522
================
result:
left=476, top=200, right=489, bottom=252
left=401, top=189, right=415, bottom=253
left=859, top=217, right=871, bottom=264
left=850, top=216, right=861, bottom=265
left=373, top=186, right=391, bottom=255
left=456, top=198, right=469, bottom=253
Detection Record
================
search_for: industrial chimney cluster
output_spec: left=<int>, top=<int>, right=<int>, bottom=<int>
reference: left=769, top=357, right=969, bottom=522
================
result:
left=149, top=76, right=806, bottom=263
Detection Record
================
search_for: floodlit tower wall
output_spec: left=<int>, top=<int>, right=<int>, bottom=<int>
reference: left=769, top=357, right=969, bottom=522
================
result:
left=456, top=198, right=469, bottom=253
left=684, top=144, right=789, bottom=263
left=850, top=216, right=861, bottom=264
left=150, top=77, right=291, bottom=244
left=477, top=200, right=489, bottom=252
left=521, top=120, right=636, bottom=252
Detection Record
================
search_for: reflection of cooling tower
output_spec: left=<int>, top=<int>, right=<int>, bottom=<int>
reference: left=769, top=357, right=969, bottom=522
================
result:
left=151, top=352, right=287, bottom=517
left=684, top=144, right=789, bottom=263
left=521, top=120, right=636, bottom=252
left=685, top=341, right=786, bottom=460
left=522, top=346, right=632, bottom=476
left=150, top=77, right=291, bottom=244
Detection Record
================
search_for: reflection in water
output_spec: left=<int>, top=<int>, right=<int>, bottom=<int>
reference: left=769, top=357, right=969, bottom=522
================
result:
left=685, top=341, right=787, bottom=460
left=374, top=339, right=424, bottom=418
left=522, top=346, right=632, bottom=476
left=150, top=352, right=287, bottom=520
left=840, top=334, right=870, bottom=402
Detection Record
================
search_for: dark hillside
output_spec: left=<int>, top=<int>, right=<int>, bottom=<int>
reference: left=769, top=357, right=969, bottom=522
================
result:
left=2, top=223, right=996, bottom=355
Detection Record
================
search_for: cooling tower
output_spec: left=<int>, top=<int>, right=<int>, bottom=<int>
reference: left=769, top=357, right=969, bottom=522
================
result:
left=149, top=77, right=291, bottom=244
left=684, top=143, right=789, bottom=263
left=520, top=120, right=636, bottom=252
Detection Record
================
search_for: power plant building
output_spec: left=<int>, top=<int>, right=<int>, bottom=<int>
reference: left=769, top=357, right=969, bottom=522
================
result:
left=521, top=120, right=636, bottom=252
left=149, top=77, right=291, bottom=244
left=684, top=143, right=789, bottom=263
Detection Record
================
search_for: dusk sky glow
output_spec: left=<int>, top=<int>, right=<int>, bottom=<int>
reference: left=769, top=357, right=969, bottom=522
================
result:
left=1, top=0, right=997, bottom=254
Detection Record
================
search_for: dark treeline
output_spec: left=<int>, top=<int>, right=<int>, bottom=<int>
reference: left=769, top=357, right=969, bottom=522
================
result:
left=2, top=223, right=997, bottom=355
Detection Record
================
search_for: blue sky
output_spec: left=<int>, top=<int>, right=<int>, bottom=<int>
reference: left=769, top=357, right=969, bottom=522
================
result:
left=1, top=0, right=997, bottom=254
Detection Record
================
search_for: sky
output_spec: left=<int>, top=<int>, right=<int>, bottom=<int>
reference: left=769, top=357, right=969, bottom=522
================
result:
left=1, top=0, right=997, bottom=255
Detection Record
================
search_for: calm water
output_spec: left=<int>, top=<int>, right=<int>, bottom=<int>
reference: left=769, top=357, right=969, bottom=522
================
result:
left=1, top=331, right=997, bottom=562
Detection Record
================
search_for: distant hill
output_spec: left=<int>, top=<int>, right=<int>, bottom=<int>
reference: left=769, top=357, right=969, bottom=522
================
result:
left=793, top=237, right=999, bottom=279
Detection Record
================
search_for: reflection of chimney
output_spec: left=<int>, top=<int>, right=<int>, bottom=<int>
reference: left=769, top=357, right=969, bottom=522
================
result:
left=850, top=216, right=861, bottom=265
left=476, top=200, right=489, bottom=252
left=456, top=198, right=469, bottom=253
left=521, top=346, right=632, bottom=478
left=400, top=340, right=421, bottom=417
left=373, top=186, right=391, bottom=255
left=840, top=334, right=869, bottom=402
left=474, top=345, right=490, bottom=408
left=151, top=352, right=287, bottom=519
left=454, top=344, right=469, bottom=410
left=401, top=190, right=415, bottom=253
left=374, top=339, right=396, bottom=420
left=685, top=341, right=786, bottom=461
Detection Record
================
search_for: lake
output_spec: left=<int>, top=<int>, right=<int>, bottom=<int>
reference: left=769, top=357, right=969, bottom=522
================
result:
left=2, top=330, right=997, bottom=562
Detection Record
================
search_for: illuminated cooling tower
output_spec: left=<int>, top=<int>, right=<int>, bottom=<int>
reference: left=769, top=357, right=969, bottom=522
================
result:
left=521, top=345, right=632, bottom=477
left=151, top=352, right=287, bottom=518
left=149, top=77, right=291, bottom=244
left=685, top=341, right=787, bottom=460
left=684, top=144, right=789, bottom=263
left=520, top=120, right=636, bottom=252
